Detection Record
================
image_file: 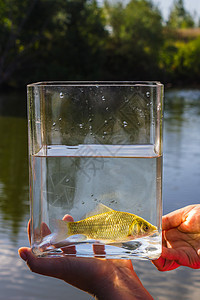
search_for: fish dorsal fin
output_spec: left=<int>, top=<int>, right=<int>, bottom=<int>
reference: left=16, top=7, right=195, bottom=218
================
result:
left=84, top=203, right=114, bottom=219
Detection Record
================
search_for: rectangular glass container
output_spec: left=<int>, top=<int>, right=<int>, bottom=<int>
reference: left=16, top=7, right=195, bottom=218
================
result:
left=27, top=81, right=163, bottom=260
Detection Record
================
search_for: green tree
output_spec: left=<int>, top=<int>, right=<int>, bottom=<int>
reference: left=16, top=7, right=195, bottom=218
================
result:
left=0, top=0, right=107, bottom=87
left=167, top=0, right=195, bottom=29
left=0, top=0, right=64, bottom=86
left=42, top=0, right=108, bottom=81
left=104, top=0, right=163, bottom=79
left=173, top=37, right=200, bottom=82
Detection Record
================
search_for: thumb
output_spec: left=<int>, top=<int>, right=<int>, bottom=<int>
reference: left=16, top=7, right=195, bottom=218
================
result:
left=18, top=247, right=70, bottom=279
left=18, top=247, right=30, bottom=262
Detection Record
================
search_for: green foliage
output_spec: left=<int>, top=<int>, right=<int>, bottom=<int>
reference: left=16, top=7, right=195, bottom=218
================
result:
left=0, top=0, right=108, bottom=86
left=167, top=0, right=195, bottom=29
left=104, top=0, right=163, bottom=79
left=42, top=0, right=108, bottom=80
left=173, top=38, right=200, bottom=80
left=0, top=0, right=199, bottom=87
left=0, top=0, right=62, bottom=85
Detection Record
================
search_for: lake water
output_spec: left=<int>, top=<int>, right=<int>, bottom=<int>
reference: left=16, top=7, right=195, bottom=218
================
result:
left=0, top=89, right=199, bottom=299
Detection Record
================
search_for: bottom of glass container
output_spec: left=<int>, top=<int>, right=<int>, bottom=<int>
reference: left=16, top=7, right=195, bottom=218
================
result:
left=32, top=234, right=161, bottom=260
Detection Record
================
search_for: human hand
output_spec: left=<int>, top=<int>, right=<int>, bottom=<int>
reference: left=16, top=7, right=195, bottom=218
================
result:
left=153, top=205, right=200, bottom=271
left=19, top=215, right=153, bottom=300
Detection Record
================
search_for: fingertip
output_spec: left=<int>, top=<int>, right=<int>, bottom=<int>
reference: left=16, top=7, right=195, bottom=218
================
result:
left=63, top=214, right=74, bottom=222
left=18, top=247, right=30, bottom=261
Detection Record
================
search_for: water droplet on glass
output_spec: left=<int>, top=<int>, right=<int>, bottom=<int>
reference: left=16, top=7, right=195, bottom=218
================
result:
left=82, top=201, right=85, bottom=205
left=60, top=92, right=64, bottom=98
left=89, top=118, right=92, bottom=122
left=89, top=125, right=92, bottom=130
left=102, top=135, right=105, bottom=139
left=59, top=118, right=62, bottom=121
left=102, top=96, right=105, bottom=101
left=104, top=120, right=108, bottom=124
left=103, top=131, right=107, bottom=135
left=123, top=121, right=128, bottom=127
left=106, top=107, right=109, bottom=111
left=66, top=179, right=70, bottom=183
left=79, top=123, right=83, bottom=128
left=146, top=92, right=150, bottom=98
left=91, top=194, right=94, bottom=197
left=53, top=122, right=56, bottom=126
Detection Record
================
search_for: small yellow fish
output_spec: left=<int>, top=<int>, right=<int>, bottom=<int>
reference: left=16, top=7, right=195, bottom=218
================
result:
left=52, top=204, right=157, bottom=244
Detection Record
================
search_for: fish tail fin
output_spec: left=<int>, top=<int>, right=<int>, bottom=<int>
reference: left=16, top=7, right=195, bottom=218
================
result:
left=50, top=219, right=70, bottom=245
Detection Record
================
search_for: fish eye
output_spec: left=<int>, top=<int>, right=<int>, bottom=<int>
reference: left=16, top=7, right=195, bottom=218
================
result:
left=143, top=225, right=149, bottom=231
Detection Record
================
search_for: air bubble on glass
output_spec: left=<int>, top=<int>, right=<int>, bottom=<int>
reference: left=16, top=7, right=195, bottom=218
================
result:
left=146, top=92, right=150, bottom=98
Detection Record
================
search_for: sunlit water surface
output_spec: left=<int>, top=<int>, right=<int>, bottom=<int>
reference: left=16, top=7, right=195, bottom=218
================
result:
left=0, top=89, right=200, bottom=299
